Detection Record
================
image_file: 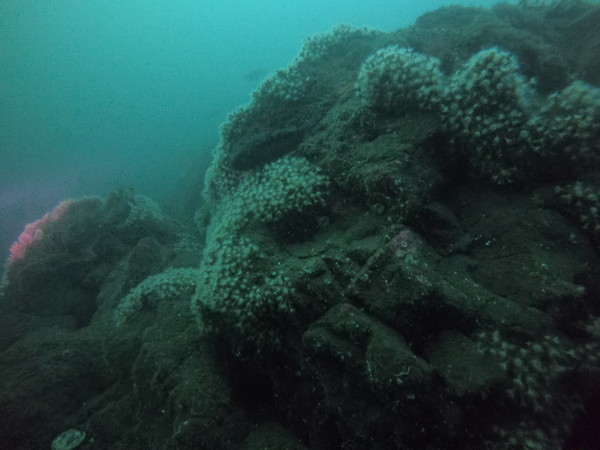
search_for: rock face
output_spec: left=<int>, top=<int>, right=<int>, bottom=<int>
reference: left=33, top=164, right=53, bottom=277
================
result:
left=2, top=2, right=600, bottom=449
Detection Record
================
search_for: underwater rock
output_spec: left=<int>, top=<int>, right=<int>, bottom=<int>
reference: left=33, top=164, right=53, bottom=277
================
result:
left=3, top=2, right=600, bottom=448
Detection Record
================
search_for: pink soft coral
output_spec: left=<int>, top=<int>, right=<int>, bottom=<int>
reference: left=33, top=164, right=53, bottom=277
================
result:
left=7, top=200, right=73, bottom=265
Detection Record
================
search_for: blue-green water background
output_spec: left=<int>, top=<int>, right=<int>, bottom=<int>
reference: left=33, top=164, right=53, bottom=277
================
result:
left=0, top=0, right=514, bottom=263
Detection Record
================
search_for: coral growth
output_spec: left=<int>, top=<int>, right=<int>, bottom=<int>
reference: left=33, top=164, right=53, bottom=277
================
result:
left=6, top=199, right=74, bottom=265
left=194, top=156, right=329, bottom=345
left=3, top=3, right=600, bottom=450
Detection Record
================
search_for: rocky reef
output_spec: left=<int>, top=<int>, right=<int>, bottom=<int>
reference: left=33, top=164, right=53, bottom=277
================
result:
left=2, top=2, right=600, bottom=449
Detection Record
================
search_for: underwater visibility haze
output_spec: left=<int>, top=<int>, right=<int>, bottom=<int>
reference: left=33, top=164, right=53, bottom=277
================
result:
left=2, top=0, right=600, bottom=449
left=0, top=0, right=511, bottom=264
